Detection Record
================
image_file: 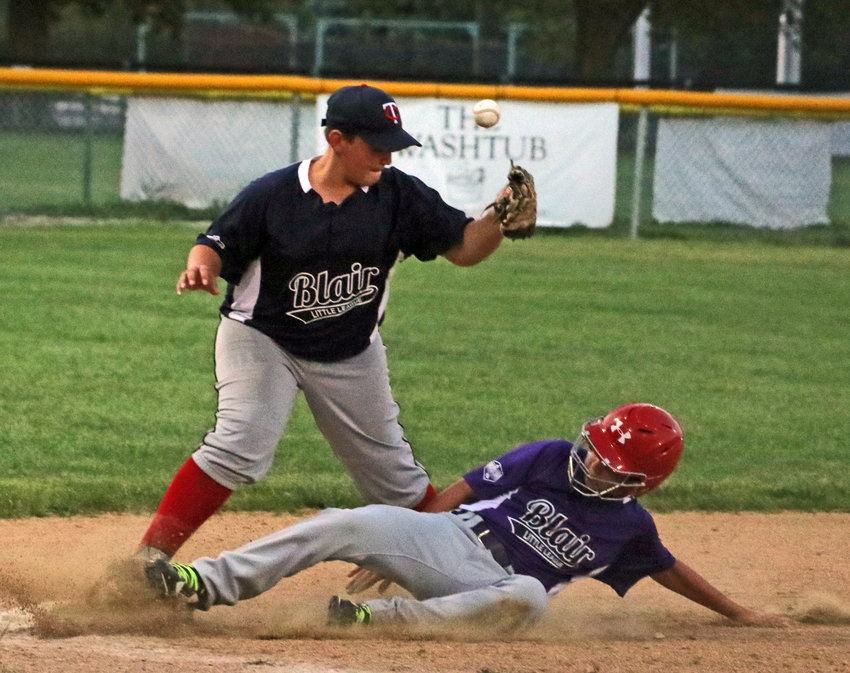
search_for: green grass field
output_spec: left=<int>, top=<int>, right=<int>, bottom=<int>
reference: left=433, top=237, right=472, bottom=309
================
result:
left=1, top=221, right=848, bottom=517
left=1, top=131, right=124, bottom=208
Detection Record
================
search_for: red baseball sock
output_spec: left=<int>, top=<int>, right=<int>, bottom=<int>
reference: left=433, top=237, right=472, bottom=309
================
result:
left=412, top=483, right=438, bottom=512
left=139, top=456, right=233, bottom=557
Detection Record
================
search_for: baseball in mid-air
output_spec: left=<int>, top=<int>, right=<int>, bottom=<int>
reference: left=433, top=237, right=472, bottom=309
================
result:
left=473, top=99, right=501, bottom=128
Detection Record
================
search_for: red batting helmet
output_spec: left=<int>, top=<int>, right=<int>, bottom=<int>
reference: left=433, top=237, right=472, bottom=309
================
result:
left=569, top=403, right=684, bottom=499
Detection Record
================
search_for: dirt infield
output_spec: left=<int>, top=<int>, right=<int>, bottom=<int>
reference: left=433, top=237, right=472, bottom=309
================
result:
left=1, top=511, right=849, bottom=673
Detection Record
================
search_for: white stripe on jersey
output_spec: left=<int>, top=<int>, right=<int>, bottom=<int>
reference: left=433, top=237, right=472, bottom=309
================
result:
left=547, top=564, right=611, bottom=596
left=370, top=257, right=399, bottom=343
left=459, top=490, right=517, bottom=512
left=228, top=258, right=262, bottom=322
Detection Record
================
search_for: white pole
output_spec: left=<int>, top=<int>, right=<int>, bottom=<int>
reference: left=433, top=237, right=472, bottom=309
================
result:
left=669, top=27, right=678, bottom=83
left=633, top=6, right=651, bottom=82
left=136, top=21, right=150, bottom=71
left=631, top=6, right=651, bottom=238
left=777, top=0, right=804, bottom=85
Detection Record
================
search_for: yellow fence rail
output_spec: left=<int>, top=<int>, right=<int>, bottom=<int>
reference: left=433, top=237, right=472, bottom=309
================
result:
left=1, top=67, right=849, bottom=117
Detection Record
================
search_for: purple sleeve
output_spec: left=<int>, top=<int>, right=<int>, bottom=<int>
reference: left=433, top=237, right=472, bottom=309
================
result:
left=463, top=440, right=567, bottom=498
left=594, top=525, right=676, bottom=597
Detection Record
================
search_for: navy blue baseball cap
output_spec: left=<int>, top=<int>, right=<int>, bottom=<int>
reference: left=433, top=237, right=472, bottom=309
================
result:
left=321, top=84, right=422, bottom=152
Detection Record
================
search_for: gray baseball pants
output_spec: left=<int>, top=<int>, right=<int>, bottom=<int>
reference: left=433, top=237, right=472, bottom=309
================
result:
left=192, top=318, right=432, bottom=507
left=192, top=505, right=549, bottom=625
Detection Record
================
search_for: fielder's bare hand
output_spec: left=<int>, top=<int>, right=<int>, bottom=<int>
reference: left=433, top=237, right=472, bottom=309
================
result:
left=176, top=244, right=222, bottom=295
left=346, top=567, right=393, bottom=595
left=177, top=266, right=220, bottom=295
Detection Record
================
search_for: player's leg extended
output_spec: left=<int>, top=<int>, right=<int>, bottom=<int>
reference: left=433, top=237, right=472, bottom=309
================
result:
left=363, top=513, right=548, bottom=627
left=191, top=506, right=515, bottom=610
left=366, top=575, right=548, bottom=627
left=300, top=334, right=436, bottom=510
left=139, top=318, right=299, bottom=557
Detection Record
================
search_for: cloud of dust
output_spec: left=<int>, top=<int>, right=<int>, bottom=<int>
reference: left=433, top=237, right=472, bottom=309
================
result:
left=794, top=592, right=850, bottom=625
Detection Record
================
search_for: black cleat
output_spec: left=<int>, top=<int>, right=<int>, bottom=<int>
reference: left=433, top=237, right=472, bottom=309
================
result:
left=144, top=559, right=208, bottom=608
left=327, top=595, right=372, bottom=626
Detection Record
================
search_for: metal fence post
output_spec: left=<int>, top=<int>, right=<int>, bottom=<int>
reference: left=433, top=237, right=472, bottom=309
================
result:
left=290, top=93, right=301, bottom=164
left=82, top=93, right=94, bottom=206
left=313, top=19, right=328, bottom=76
left=629, top=105, right=649, bottom=239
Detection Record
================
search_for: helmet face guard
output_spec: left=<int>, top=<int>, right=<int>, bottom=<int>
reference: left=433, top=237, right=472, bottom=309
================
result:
left=568, top=404, right=684, bottom=500
left=568, top=428, right=648, bottom=500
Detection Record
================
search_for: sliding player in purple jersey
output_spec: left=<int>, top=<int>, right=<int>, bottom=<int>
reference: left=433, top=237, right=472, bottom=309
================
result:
left=141, top=403, right=789, bottom=629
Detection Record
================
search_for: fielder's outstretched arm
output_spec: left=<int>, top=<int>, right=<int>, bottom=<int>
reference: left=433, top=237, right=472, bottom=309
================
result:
left=650, top=559, right=790, bottom=627
left=442, top=208, right=504, bottom=267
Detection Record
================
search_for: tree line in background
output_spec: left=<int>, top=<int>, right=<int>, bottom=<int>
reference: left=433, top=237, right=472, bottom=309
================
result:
left=2, top=0, right=848, bottom=88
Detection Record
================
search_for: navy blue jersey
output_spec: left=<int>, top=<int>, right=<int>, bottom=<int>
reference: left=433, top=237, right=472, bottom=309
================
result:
left=196, top=160, right=471, bottom=362
left=462, top=440, right=676, bottom=596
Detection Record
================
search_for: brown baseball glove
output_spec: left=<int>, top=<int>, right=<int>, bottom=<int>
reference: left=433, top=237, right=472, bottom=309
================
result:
left=492, top=162, right=537, bottom=239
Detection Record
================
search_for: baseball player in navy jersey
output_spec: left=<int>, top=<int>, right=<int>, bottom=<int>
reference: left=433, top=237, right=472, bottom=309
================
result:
left=136, top=84, right=534, bottom=563
left=142, top=404, right=789, bottom=629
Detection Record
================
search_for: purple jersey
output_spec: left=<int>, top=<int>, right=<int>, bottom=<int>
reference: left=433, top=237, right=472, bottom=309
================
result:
left=462, top=439, right=676, bottom=596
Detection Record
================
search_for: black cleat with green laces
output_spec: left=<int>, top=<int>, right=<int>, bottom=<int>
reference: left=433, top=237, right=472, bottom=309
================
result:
left=145, top=559, right=209, bottom=609
left=327, top=595, right=372, bottom=626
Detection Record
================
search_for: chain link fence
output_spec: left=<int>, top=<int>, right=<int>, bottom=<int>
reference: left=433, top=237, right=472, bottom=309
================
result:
left=1, top=85, right=848, bottom=232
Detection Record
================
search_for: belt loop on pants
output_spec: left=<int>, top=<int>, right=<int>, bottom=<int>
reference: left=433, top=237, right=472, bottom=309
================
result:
left=451, top=509, right=514, bottom=573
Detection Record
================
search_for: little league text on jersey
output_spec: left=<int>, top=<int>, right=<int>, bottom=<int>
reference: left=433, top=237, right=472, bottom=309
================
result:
left=511, top=498, right=596, bottom=569
left=286, top=263, right=380, bottom=325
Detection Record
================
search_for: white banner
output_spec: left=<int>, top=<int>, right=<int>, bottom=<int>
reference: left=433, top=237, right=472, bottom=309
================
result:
left=833, top=121, right=850, bottom=157
left=121, top=95, right=616, bottom=226
left=120, top=98, right=306, bottom=209
left=317, top=97, right=619, bottom=228
left=653, top=118, right=831, bottom=229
